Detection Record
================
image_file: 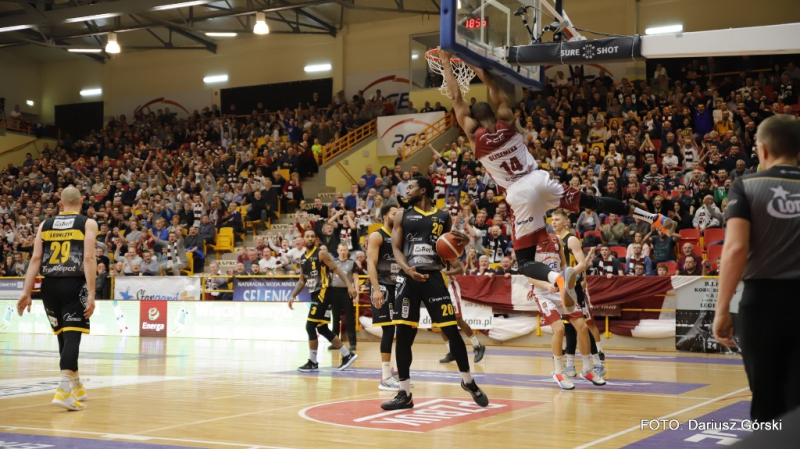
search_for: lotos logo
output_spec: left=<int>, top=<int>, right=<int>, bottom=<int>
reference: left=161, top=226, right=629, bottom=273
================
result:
left=299, top=398, right=543, bottom=433
left=766, top=186, right=800, bottom=218
left=140, top=301, right=168, bottom=338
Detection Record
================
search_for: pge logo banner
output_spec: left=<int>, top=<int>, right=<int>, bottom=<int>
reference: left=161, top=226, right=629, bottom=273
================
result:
left=233, top=278, right=311, bottom=302
left=377, top=111, right=444, bottom=156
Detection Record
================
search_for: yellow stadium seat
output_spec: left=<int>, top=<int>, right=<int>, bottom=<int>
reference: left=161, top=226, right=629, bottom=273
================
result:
left=208, top=235, right=234, bottom=259
left=435, top=198, right=445, bottom=209
left=279, top=168, right=291, bottom=181
left=367, top=223, right=382, bottom=235
left=180, top=252, right=194, bottom=276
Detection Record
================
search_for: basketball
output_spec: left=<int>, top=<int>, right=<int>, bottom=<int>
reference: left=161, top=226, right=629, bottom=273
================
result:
left=436, top=232, right=465, bottom=260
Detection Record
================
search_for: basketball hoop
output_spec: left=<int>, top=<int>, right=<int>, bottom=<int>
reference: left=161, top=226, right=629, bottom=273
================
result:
left=425, top=48, right=476, bottom=99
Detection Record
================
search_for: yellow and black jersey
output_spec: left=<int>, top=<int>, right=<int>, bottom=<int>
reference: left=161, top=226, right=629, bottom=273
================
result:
left=301, top=246, right=329, bottom=294
left=40, top=212, right=88, bottom=278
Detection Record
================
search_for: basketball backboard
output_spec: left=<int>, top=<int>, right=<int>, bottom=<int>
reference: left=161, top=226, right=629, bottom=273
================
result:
left=440, top=0, right=543, bottom=90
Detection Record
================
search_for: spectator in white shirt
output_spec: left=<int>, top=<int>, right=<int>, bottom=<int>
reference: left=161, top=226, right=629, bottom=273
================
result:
left=693, top=195, right=723, bottom=234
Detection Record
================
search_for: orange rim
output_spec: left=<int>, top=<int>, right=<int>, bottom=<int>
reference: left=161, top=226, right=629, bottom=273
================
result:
left=425, top=48, right=463, bottom=63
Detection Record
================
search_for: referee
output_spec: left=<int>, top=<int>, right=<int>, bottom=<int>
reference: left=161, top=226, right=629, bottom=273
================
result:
left=714, top=114, right=800, bottom=422
left=16, top=187, right=98, bottom=411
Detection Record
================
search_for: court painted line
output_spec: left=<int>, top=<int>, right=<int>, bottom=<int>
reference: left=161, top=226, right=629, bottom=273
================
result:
left=0, top=426, right=297, bottom=449
left=134, top=391, right=380, bottom=435
left=488, top=348, right=743, bottom=365
left=573, top=386, right=751, bottom=449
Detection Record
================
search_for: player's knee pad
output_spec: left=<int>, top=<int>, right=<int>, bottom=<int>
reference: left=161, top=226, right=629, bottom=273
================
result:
left=380, top=325, right=395, bottom=354
left=305, top=321, right=319, bottom=340
left=59, top=331, right=81, bottom=372
left=317, top=324, right=336, bottom=342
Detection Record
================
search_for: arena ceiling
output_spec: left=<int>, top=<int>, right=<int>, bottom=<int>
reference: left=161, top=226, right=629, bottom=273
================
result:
left=0, top=0, right=441, bottom=62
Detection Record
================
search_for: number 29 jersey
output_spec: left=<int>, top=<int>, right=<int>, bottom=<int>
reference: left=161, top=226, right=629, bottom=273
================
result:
left=474, top=120, right=538, bottom=191
left=40, top=212, right=88, bottom=277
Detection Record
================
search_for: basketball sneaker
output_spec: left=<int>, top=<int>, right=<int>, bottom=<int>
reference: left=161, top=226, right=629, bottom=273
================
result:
left=379, top=377, right=400, bottom=391
left=552, top=372, right=575, bottom=390
left=598, top=351, right=606, bottom=361
left=381, top=390, right=414, bottom=410
left=555, top=267, right=578, bottom=313
left=652, top=214, right=677, bottom=236
left=473, top=344, right=486, bottom=363
left=297, top=360, right=319, bottom=372
left=52, top=388, right=85, bottom=411
left=594, top=365, right=607, bottom=377
left=439, top=352, right=455, bottom=363
left=461, top=380, right=489, bottom=407
left=72, top=382, right=87, bottom=402
left=338, top=353, right=358, bottom=371
left=580, top=369, right=607, bottom=386
left=564, top=365, right=577, bottom=378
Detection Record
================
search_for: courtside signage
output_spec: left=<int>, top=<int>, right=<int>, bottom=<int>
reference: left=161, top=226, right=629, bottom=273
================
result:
left=299, top=398, right=543, bottom=432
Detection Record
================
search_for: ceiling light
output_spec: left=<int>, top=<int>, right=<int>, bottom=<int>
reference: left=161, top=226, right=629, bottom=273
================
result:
left=80, top=88, right=102, bottom=97
left=68, top=48, right=103, bottom=53
left=105, top=32, right=120, bottom=54
left=205, top=32, right=237, bottom=37
left=203, top=74, right=228, bottom=83
left=645, top=24, right=683, bottom=35
left=153, top=1, right=209, bottom=11
left=253, top=12, right=269, bottom=35
left=304, top=63, right=332, bottom=73
left=411, top=53, right=419, bottom=60
left=0, top=25, right=32, bottom=33
left=26, top=100, right=34, bottom=106
left=66, top=13, right=119, bottom=23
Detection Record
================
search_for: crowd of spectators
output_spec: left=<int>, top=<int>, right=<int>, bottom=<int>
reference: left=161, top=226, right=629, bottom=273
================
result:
left=1, top=57, right=798, bottom=293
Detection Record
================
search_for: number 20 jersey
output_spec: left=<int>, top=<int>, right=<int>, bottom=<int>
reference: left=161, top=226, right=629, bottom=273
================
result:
left=401, top=207, right=448, bottom=272
left=40, top=212, right=88, bottom=277
left=474, top=120, right=538, bottom=191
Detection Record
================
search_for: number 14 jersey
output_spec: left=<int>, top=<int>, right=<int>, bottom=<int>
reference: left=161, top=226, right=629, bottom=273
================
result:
left=474, top=120, right=538, bottom=191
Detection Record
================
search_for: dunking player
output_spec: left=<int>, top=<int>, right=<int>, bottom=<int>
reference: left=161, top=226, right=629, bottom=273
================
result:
left=527, top=229, right=604, bottom=389
left=439, top=275, right=486, bottom=364
left=16, top=187, right=97, bottom=410
left=439, top=49, right=676, bottom=312
left=383, top=177, right=489, bottom=410
left=289, top=229, right=358, bottom=372
left=551, top=209, right=607, bottom=378
left=366, top=204, right=401, bottom=390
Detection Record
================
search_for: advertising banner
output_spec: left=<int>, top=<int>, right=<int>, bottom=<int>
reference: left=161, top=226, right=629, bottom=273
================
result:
left=0, top=299, right=140, bottom=336
left=508, top=36, right=643, bottom=65
left=345, top=70, right=420, bottom=110
left=140, top=300, right=168, bottom=337
left=376, top=111, right=444, bottom=156
left=164, top=301, right=309, bottom=341
left=115, top=277, right=202, bottom=301
left=418, top=300, right=493, bottom=330
left=0, top=279, right=25, bottom=299
left=232, top=277, right=310, bottom=302
left=674, top=277, right=742, bottom=353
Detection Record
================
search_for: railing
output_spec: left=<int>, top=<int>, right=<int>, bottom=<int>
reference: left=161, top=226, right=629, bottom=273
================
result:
left=336, top=161, right=358, bottom=186
left=401, top=111, right=457, bottom=161
left=320, top=119, right=377, bottom=165
left=0, top=117, right=35, bottom=135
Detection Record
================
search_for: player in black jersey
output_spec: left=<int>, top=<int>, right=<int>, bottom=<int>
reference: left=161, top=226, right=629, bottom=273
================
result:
left=16, top=187, right=98, bottom=411
left=382, top=176, right=489, bottom=410
left=551, top=209, right=606, bottom=378
left=366, top=204, right=402, bottom=390
left=289, top=229, right=358, bottom=372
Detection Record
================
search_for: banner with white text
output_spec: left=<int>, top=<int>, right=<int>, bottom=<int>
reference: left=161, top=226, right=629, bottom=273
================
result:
left=232, top=277, right=311, bottom=302
left=115, top=277, right=202, bottom=301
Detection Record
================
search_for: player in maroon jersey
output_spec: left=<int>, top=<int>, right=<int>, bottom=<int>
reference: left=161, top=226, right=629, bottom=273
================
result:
left=438, top=48, right=676, bottom=311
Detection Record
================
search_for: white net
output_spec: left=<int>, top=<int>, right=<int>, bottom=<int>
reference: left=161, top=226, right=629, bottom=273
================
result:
left=425, top=51, right=476, bottom=99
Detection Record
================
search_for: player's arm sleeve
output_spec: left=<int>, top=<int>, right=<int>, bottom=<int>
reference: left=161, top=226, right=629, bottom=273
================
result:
left=724, top=177, right=750, bottom=221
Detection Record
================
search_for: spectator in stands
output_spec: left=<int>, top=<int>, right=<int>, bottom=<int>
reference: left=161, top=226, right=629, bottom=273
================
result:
left=678, top=255, right=702, bottom=276
left=494, top=256, right=518, bottom=276
left=140, top=250, right=159, bottom=276
left=361, top=165, right=377, bottom=188
left=463, top=247, right=478, bottom=273
left=669, top=200, right=694, bottom=231
left=575, top=208, right=599, bottom=234
left=259, top=247, right=283, bottom=276
left=625, top=242, right=654, bottom=276
left=592, top=245, right=624, bottom=277
left=184, top=224, right=205, bottom=273
left=10, top=253, right=28, bottom=276
left=656, top=264, right=669, bottom=277
left=693, top=194, right=723, bottom=234
left=469, top=255, right=495, bottom=276
left=601, top=213, right=625, bottom=245
left=677, top=242, right=702, bottom=272
left=650, top=229, right=677, bottom=264
left=483, top=225, right=509, bottom=264
left=156, top=231, right=187, bottom=276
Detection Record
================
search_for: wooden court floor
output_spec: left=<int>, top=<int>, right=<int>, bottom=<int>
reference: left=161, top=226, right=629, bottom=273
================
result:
left=0, top=334, right=752, bottom=449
